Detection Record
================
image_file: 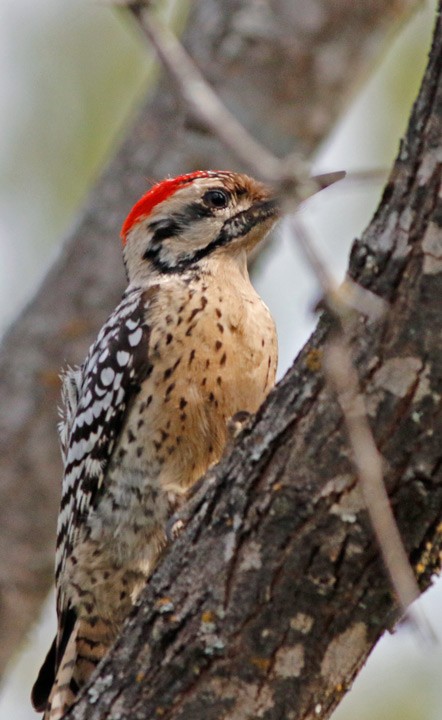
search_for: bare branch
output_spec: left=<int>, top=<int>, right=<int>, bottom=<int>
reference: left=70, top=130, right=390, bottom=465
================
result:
left=128, top=3, right=316, bottom=198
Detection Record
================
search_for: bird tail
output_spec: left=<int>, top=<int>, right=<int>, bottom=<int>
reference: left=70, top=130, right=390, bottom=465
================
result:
left=43, top=625, right=78, bottom=720
left=34, top=617, right=113, bottom=719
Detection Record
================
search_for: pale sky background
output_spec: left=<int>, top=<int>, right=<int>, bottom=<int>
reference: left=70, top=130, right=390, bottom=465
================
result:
left=0, top=2, right=440, bottom=719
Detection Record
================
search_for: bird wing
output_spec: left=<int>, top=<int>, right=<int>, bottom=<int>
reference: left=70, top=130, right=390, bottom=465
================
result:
left=55, top=286, right=153, bottom=615
left=58, top=365, right=83, bottom=463
left=32, top=286, right=154, bottom=711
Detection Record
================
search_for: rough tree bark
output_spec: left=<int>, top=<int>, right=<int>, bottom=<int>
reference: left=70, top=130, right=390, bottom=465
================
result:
left=0, top=0, right=419, bottom=677
left=64, top=5, right=442, bottom=720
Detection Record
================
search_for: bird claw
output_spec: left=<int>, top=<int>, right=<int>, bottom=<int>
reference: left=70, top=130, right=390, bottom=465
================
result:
left=225, top=410, right=253, bottom=450
left=166, top=516, right=186, bottom=541
left=166, top=412, right=253, bottom=543
left=165, top=473, right=216, bottom=542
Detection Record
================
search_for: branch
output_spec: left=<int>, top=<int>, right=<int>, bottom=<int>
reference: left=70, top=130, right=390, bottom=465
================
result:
left=128, top=4, right=347, bottom=201
left=65, top=4, right=442, bottom=719
left=128, top=2, right=290, bottom=183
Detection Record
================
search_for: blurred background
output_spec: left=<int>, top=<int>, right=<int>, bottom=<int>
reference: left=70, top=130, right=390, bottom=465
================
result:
left=0, top=0, right=441, bottom=718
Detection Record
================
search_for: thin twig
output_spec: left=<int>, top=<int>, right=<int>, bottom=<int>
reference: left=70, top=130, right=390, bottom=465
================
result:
left=126, top=5, right=347, bottom=199
left=127, top=2, right=315, bottom=198
left=125, top=0, right=426, bottom=627
left=287, top=215, right=388, bottom=321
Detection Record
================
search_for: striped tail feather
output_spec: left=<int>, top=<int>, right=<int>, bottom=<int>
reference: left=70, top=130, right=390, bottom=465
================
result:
left=33, top=615, right=114, bottom=719
left=43, top=626, right=78, bottom=720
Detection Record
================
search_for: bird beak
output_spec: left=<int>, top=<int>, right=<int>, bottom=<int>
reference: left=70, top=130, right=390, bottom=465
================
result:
left=311, top=170, right=346, bottom=193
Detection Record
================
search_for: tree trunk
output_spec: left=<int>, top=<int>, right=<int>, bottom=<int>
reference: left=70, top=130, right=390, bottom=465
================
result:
left=65, top=5, right=442, bottom=720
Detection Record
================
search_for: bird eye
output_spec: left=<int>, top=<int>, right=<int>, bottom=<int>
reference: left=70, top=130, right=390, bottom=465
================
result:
left=202, top=189, right=230, bottom=209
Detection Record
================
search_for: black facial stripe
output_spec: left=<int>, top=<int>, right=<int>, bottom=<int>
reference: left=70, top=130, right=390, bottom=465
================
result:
left=145, top=202, right=213, bottom=251
left=177, top=202, right=213, bottom=224
left=149, top=219, right=181, bottom=243
left=145, top=199, right=277, bottom=274
left=190, top=198, right=277, bottom=261
left=143, top=245, right=167, bottom=266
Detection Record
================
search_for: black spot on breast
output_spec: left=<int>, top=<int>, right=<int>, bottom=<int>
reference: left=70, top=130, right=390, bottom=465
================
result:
left=165, top=382, right=175, bottom=397
left=140, top=395, right=153, bottom=412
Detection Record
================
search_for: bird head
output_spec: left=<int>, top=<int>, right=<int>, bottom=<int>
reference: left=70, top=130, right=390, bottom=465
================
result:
left=120, top=171, right=278, bottom=282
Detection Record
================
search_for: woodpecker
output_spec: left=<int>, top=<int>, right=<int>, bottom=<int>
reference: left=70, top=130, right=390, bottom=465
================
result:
left=31, top=170, right=280, bottom=718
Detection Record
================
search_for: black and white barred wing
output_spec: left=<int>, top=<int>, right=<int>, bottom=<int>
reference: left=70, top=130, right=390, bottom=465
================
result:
left=55, top=287, right=152, bottom=606
left=58, top=366, right=83, bottom=464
